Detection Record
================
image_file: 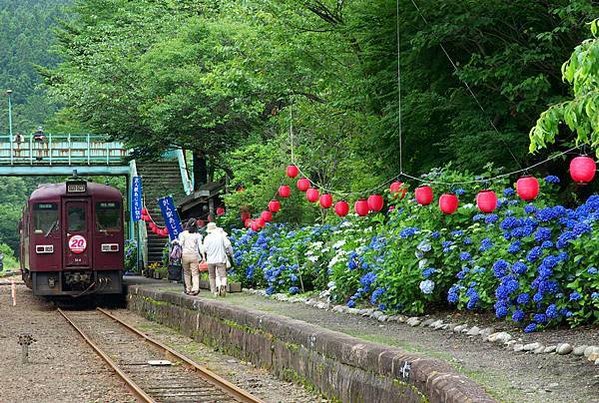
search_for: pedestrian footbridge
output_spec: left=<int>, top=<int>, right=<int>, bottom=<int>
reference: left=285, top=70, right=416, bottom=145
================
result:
left=0, top=133, right=130, bottom=176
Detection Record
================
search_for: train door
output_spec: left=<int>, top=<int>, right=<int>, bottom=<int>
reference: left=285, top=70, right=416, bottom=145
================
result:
left=63, top=199, right=92, bottom=268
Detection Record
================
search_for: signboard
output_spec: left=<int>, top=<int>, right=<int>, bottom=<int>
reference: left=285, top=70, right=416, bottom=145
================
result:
left=132, top=176, right=143, bottom=222
left=158, top=196, right=183, bottom=241
left=69, top=235, right=87, bottom=254
left=67, top=181, right=87, bottom=194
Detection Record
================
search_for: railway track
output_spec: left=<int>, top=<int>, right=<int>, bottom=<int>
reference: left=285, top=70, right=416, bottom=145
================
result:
left=58, top=307, right=263, bottom=403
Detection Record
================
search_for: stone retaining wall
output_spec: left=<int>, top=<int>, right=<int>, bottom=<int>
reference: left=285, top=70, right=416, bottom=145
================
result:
left=127, top=285, right=495, bottom=403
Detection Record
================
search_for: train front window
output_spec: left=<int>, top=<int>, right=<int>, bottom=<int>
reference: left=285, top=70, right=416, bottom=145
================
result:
left=67, top=206, right=86, bottom=232
left=33, top=203, right=58, bottom=234
left=96, top=202, right=121, bottom=231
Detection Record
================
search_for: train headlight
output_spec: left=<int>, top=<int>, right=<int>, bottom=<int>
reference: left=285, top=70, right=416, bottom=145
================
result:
left=35, top=245, right=54, bottom=254
left=101, top=243, right=119, bottom=252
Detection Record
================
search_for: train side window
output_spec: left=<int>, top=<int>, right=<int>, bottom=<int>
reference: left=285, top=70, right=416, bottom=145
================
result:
left=67, top=206, right=86, bottom=232
left=96, top=202, right=121, bottom=231
left=33, top=203, right=58, bottom=234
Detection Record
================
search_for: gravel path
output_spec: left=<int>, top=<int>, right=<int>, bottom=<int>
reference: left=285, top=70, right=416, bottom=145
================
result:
left=148, top=285, right=598, bottom=403
left=0, top=280, right=322, bottom=403
left=0, top=284, right=135, bottom=403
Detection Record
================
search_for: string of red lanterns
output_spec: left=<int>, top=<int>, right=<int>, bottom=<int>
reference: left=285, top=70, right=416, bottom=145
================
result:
left=244, top=157, right=598, bottom=231
left=140, top=208, right=169, bottom=237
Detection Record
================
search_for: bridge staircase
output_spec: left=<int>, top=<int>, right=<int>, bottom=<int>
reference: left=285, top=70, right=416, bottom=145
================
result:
left=137, top=157, right=191, bottom=265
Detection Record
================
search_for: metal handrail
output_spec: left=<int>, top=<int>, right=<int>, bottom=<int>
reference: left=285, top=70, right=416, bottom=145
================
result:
left=0, top=133, right=127, bottom=166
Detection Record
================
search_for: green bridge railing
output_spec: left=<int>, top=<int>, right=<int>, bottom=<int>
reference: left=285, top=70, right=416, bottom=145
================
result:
left=0, top=134, right=128, bottom=165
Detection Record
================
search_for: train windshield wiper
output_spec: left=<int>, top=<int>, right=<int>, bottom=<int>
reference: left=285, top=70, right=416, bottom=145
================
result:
left=45, top=221, right=58, bottom=237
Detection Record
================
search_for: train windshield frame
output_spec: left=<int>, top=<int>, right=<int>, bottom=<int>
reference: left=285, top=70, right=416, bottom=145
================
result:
left=33, top=203, right=58, bottom=235
left=95, top=201, right=121, bottom=231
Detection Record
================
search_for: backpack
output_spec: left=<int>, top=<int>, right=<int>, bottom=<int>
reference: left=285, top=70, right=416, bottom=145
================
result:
left=170, top=242, right=182, bottom=261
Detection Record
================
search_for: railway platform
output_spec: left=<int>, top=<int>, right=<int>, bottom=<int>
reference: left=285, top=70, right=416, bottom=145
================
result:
left=126, top=281, right=495, bottom=403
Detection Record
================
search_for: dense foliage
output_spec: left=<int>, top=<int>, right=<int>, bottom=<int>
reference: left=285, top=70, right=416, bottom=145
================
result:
left=46, top=1, right=598, bottom=210
left=230, top=173, right=599, bottom=331
left=531, top=19, right=599, bottom=155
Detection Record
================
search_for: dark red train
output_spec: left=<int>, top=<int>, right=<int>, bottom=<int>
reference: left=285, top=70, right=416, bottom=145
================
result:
left=20, top=178, right=124, bottom=296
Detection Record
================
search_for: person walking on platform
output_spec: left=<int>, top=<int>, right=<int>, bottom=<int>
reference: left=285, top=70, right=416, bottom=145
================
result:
left=203, top=223, right=233, bottom=297
left=177, top=218, right=204, bottom=295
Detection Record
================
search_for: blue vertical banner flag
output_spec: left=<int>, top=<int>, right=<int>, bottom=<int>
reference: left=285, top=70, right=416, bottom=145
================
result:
left=158, top=196, right=183, bottom=241
left=132, top=176, right=143, bottom=222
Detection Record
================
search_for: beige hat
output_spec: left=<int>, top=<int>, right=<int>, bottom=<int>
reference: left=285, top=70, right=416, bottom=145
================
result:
left=206, top=222, right=218, bottom=233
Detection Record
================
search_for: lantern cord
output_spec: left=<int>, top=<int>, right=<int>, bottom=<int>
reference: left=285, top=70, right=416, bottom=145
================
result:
left=407, top=0, right=522, bottom=169
left=295, top=164, right=408, bottom=198
left=289, top=103, right=295, bottom=164
left=400, top=145, right=580, bottom=186
left=396, top=0, right=403, bottom=174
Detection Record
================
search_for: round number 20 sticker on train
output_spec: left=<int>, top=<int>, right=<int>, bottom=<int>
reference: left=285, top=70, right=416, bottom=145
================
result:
left=69, top=235, right=87, bottom=254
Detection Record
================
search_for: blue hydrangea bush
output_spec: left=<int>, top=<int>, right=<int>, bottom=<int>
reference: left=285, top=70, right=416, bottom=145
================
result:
left=230, top=175, right=599, bottom=331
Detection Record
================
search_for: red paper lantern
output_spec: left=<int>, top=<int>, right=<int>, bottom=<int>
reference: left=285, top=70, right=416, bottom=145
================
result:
left=439, top=193, right=459, bottom=215
left=278, top=185, right=291, bottom=198
left=244, top=218, right=251, bottom=228
left=241, top=211, right=251, bottom=222
left=268, top=200, right=281, bottom=213
left=141, top=208, right=148, bottom=216
left=261, top=211, right=273, bottom=222
left=389, top=181, right=407, bottom=199
left=415, top=185, right=434, bottom=205
left=161, top=228, right=168, bottom=237
left=367, top=194, right=384, bottom=212
left=334, top=201, right=349, bottom=217
left=570, top=156, right=596, bottom=184
left=296, top=178, right=310, bottom=192
left=216, top=207, right=225, bottom=216
left=286, top=165, right=299, bottom=178
left=516, top=176, right=539, bottom=201
left=257, top=217, right=266, bottom=227
left=306, top=188, right=320, bottom=203
left=354, top=199, right=369, bottom=216
left=251, top=220, right=261, bottom=231
left=319, top=194, right=333, bottom=209
left=476, top=190, right=497, bottom=213
left=149, top=222, right=157, bottom=231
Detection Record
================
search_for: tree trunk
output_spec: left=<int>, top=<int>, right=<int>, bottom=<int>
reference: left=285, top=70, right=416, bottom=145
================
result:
left=193, top=150, right=208, bottom=191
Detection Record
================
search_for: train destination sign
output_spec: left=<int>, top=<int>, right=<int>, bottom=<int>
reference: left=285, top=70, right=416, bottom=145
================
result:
left=67, top=181, right=87, bottom=194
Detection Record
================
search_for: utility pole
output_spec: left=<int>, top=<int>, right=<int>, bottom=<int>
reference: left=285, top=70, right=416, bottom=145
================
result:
left=6, top=89, right=13, bottom=164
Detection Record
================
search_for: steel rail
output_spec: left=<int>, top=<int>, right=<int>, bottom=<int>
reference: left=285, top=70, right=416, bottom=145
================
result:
left=96, top=308, right=264, bottom=403
left=57, top=308, right=155, bottom=403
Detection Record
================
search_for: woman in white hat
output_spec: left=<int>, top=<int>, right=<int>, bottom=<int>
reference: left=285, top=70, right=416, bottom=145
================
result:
left=203, top=222, right=233, bottom=296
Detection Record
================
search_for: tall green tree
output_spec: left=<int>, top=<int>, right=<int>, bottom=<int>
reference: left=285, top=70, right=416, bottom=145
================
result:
left=0, top=0, right=69, bottom=134
left=46, top=0, right=598, bottom=217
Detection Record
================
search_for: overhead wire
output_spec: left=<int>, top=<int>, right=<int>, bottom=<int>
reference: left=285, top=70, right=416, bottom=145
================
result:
left=277, top=0, right=583, bottom=199
left=407, top=0, right=523, bottom=169
left=396, top=0, right=404, bottom=174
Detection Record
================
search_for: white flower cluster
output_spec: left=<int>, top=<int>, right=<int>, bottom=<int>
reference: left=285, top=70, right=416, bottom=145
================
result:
left=419, top=279, right=435, bottom=294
